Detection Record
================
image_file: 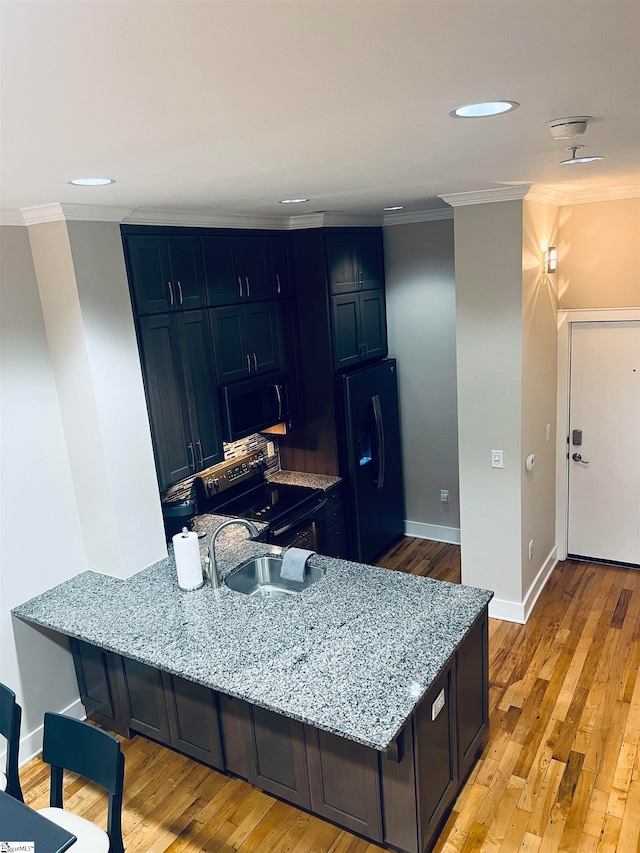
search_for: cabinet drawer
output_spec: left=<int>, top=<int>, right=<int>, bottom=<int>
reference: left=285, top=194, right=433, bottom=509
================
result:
left=325, top=537, right=347, bottom=559
left=323, top=485, right=344, bottom=514
left=326, top=519, right=346, bottom=552
left=325, top=500, right=344, bottom=529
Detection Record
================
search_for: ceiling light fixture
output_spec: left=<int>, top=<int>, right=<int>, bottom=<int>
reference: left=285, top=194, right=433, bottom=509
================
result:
left=383, top=206, right=404, bottom=211
left=546, top=116, right=591, bottom=140
left=449, top=101, right=519, bottom=118
left=279, top=198, right=308, bottom=204
left=68, top=177, right=115, bottom=186
left=560, top=145, right=603, bottom=165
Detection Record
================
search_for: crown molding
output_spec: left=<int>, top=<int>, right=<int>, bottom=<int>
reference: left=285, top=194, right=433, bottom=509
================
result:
left=383, top=208, right=453, bottom=226
left=288, top=212, right=383, bottom=229
left=526, top=185, right=568, bottom=205
left=439, top=184, right=534, bottom=207
left=123, top=207, right=291, bottom=230
left=0, top=209, right=26, bottom=226
left=21, top=203, right=134, bottom=226
left=564, top=185, right=640, bottom=205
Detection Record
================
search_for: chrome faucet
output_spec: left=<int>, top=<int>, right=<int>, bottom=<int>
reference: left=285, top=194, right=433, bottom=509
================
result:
left=208, top=519, right=260, bottom=589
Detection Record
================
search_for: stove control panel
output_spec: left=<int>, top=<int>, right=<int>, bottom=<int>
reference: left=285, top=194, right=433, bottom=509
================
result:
left=195, top=450, right=267, bottom=499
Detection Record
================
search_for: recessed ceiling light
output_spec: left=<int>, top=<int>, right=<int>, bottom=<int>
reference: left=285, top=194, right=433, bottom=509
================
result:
left=450, top=101, right=519, bottom=118
left=68, top=177, right=115, bottom=186
left=383, top=206, right=404, bottom=211
left=560, top=145, right=604, bottom=165
left=279, top=198, right=308, bottom=204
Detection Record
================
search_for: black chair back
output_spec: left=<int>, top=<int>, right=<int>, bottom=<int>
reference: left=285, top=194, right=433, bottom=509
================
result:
left=42, top=712, right=125, bottom=853
left=0, top=682, right=24, bottom=802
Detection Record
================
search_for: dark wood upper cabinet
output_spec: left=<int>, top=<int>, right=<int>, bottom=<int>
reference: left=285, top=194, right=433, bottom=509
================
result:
left=326, top=233, right=359, bottom=294
left=210, top=302, right=282, bottom=384
left=202, top=235, right=271, bottom=305
left=124, top=234, right=206, bottom=315
left=326, top=230, right=384, bottom=295
left=139, top=311, right=222, bottom=490
left=269, top=235, right=294, bottom=298
left=331, top=289, right=387, bottom=370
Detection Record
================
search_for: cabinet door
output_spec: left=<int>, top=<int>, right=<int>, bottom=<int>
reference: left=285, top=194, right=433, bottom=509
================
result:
left=202, top=236, right=241, bottom=305
left=167, top=236, right=206, bottom=310
left=244, top=302, right=282, bottom=375
left=306, top=726, right=383, bottom=842
left=210, top=306, right=252, bottom=384
left=176, top=311, right=223, bottom=471
left=331, top=294, right=362, bottom=370
left=326, top=233, right=358, bottom=294
left=269, top=236, right=294, bottom=298
left=163, top=673, right=225, bottom=770
left=359, top=290, right=387, bottom=361
left=139, top=314, right=193, bottom=488
left=122, top=658, right=172, bottom=744
left=355, top=233, right=384, bottom=291
left=125, top=234, right=173, bottom=315
left=414, top=662, right=457, bottom=850
left=247, top=705, right=310, bottom=808
left=456, top=610, right=489, bottom=781
left=71, top=640, right=129, bottom=738
left=232, top=236, right=271, bottom=301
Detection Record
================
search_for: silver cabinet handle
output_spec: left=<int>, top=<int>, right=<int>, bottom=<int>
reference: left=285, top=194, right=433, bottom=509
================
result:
left=364, top=341, right=369, bottom=356
left=196, top=440, right=204, bottom=469
left=276, top=273, right=281, bottom=295
left=245, top=276, right=250, bottom=298
left=245, top=353, right=252, bottom=373
left=176, top=280, right=183, bottom=305
left=168, top=281, right=174, bottom=306
left=274, top=384, right=283, bottom=420
left=188, top=442, right=196, bottom=472
left=238, top=276, right=243, bottom=298
left=252, top=352, right=258, bottom=372
left=359, top=270, right=364, bottom=285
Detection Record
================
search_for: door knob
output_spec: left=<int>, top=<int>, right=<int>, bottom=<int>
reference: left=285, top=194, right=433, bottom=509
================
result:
left=572, top=453, right=589, bottom=464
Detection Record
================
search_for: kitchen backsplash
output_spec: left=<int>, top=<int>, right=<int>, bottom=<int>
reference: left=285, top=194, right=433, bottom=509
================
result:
left=161, top=434, right=280, bottom=507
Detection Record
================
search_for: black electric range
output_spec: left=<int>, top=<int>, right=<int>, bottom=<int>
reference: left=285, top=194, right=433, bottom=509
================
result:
left=194, top=450, right=325, bottom=547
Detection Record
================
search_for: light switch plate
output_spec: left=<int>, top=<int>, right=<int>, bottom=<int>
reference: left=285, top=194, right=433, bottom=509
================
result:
left=491, top=450, right=504, bottom=469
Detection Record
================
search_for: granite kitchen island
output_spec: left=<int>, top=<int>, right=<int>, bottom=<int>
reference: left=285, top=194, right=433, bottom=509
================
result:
left=14, top=518, right=492, bottom=853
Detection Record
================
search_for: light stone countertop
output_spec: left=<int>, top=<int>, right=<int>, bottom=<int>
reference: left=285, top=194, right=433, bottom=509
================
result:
left=266, top=470, right=342, bottom=491
left=13, top=514, right=492, bottom=751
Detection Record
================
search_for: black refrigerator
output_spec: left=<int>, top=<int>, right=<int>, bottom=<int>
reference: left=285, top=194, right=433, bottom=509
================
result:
left=338, top=358, right=405, bottom=564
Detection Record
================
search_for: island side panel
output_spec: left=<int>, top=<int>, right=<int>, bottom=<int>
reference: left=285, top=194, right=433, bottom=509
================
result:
left=456, top=607, right=489, bottom=781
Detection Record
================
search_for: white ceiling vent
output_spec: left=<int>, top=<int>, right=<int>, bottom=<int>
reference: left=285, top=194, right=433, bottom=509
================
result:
left=546, top=116, right=592, bottom=140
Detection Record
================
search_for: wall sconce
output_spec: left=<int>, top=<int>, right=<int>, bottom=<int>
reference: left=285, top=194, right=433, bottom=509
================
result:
left=544, top=246, right=557, bottom=274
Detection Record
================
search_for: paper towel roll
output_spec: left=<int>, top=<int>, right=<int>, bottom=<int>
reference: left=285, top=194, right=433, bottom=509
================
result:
left=173, top=527, right=204, bottom=591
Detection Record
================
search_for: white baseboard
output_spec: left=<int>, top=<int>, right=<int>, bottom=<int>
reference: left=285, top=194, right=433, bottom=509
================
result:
left=404, top=520, right=461, bottom=545
left=523, top=546, right=558, bottom=623
left=488, top=546, right=558, bottom=625
left=17, top=697, right=86, bottom=767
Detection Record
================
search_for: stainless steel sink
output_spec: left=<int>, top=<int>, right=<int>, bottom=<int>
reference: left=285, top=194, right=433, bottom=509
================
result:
left=224, top=556, right=325, bottom=598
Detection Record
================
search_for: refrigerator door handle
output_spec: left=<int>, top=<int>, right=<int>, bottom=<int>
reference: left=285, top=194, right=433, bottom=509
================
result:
left=372, top=394, right=385, bottom=490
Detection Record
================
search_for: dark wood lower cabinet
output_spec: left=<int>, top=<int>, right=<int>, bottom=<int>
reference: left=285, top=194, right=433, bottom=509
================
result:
left=306, top=726, right=383, bottom=843
left=71, top=605, right=488, bottom=853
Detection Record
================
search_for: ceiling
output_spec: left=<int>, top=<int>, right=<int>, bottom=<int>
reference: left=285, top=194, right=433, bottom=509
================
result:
left=1, top=0, right=639, bottom=225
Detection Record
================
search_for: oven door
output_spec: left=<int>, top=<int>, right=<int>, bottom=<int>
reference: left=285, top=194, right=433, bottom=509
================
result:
left=220, top=371, right=290, bottom=442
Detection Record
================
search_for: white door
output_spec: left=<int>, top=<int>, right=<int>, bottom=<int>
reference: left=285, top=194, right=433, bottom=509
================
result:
left=567, top=321, right=640, bottom=565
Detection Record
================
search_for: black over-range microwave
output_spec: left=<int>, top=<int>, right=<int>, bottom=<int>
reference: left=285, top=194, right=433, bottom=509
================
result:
left=219, top=371, right=290, bottom=442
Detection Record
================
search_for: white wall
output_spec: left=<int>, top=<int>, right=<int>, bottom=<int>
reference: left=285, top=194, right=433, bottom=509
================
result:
left=521, top=200, right=559, bottom=594
left=384, top=218, right=460, bottom=543
left=28, top=220, right=166, bottom=578
left=454, top=201, right=525, bottom=607
left=0, top=226, right=85, bottom=762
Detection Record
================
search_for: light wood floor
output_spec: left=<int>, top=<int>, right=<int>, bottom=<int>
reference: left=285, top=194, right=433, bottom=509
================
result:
left=19, top=537, right=640, bottom=852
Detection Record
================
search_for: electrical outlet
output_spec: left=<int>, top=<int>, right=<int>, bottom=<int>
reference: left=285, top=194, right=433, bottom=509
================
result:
left=431, top=688, right=446, bottom=721
left=546, top=423, right=551, bottom=442
left=528, top=539, right=534, bottom=560
left=266, top=441, right=275, bottom=458
left=491, top=450, right=504, bottom=469
left=440, top=489, right=449, bottom=503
